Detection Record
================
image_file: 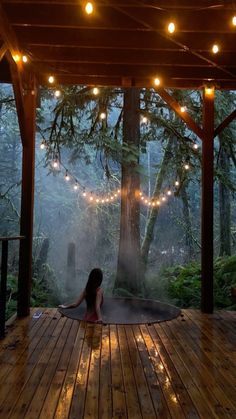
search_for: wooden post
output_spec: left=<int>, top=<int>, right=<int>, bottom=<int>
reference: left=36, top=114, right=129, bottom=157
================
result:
left=0, top=241, right=8, bottom=338
left=17, top=75, right=36, bottom=317
left=201, top=88, right=215, bottom=313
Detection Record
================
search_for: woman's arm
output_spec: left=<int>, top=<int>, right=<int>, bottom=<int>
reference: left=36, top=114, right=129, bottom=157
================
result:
left=58, top=289, right=85, bottom=309
left=95, top=288, right=103, bottom=322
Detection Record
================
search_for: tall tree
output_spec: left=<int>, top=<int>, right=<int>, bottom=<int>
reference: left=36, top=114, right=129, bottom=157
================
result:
left=218, top=132, right=231, bottom=256
left=115, top=88, right=142, bottom=294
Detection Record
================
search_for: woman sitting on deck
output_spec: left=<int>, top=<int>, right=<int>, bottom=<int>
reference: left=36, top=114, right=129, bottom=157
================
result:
left=58, top=268, right=103, bottom=323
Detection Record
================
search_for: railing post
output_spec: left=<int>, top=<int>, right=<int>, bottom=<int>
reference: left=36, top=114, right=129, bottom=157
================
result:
left=0, top=241, right=8, bottom=339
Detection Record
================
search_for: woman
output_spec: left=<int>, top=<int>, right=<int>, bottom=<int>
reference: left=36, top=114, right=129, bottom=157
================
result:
left=58, top=268, right=103, bottom=323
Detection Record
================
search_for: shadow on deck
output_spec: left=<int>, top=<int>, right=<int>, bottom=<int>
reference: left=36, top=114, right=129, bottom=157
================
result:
left=0, top=308, right=235, bottom=418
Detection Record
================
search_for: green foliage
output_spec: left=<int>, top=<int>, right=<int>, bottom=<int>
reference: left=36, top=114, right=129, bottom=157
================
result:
left=164, top=256, right=236, bottom=309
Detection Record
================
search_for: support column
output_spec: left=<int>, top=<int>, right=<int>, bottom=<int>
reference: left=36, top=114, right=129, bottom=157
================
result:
left=17, top=75, right=36, bottom=317
left=201, top=88, right=214, bottom=313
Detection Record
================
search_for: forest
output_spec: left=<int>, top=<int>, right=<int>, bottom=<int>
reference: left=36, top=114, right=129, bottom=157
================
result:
left=0, top=84, right=236, bottom=319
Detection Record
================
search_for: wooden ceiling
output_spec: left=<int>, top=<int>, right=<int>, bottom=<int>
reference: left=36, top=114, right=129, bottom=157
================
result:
left=1, top=0, right=236, bottom=89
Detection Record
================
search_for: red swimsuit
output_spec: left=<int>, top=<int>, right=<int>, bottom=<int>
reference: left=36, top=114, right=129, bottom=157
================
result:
left=83, top=287, right=103, bottom=322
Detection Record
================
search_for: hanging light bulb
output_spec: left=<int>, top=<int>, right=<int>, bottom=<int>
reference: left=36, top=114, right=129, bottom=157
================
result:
left=13, top=54, right=21, bottom=63
left=100, top=112, right=106, bottom=120
left=154, top=77, right=161, bottom=86
left=40, top=141, right=46, bottom=150
left=73, top=183, right=78, bottom=190
left=212, top=44, right=219, bottom=54
left=90, top=195, right=94, bottom=201
left=193, top=143, right=199, bottom=150
left=156, top=200, right=161, bottom=206
left=85, top=2, right=93, bottom=15
left=54, top=90, right=61, bottom=98
left=93, top=87, right=99, bottom=95
left=65, top=170, right=70, bottom=181
left=141, top=116, right=148, bottom=124
left=175, top=180, right=179, bottom=186
left=184, top=163, right=190, bottom=170
left=83, top=190, right=87, bottom=197
left=205, top=87, right=214, bottom=96
left=52, top=159, right=59, bottom=169
left=167, top=189, right=172, bottom=196
left=168, top=22, right=175, bottom=34
left=232, top=16, right=236, bottom=26
left=180, top=106, right=186, bottom=113
left=22, top=55, right=28, bottom=63
left=48, top=75, right=55, bottom=84
left=162, top=196, right=166, bottom=201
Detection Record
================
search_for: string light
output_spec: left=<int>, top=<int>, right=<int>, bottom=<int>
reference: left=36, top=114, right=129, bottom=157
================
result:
left=48, top=76, right=55, bottom=84
left=212, top=44, right=219, bottom=54
left=175, top=180, right=179, bottom=186
left=54, top=90, right=61, bottom=98
left=85, top=2, right=93, bottom=14
left=65, top=170, right=70, bottom=181
left=184, top=163, right=190, bottom=170
left=167, top=189, right=172, bottom=196
left=180, top=106, right=186, bottom=113
left=141, top=116, right=148, bottom=124
left=100, top=112, right=106, bottom=120
left=73, top=183, right=78, bottom=190
left=22, top=55, right=28, bottom=63
left=232, top=16, right=236, bottom=26
left=193, top=143, right=199, bottom=150
left=205, top=87, right=214, bottom=96
left=154, top=77, right=161, bottom=86
left=93, top=87, right=99, bottom=95
left=40, top=140, right=46, bottom=150
left=168, top=22, right=175, bottom=34
left=52, top=159, right=59, bottom=169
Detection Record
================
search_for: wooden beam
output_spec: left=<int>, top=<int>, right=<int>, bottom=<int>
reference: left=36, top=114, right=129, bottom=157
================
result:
left=0, top=3, right=20, bottom=55
left=17, top=72, right=36, bottom=318
left=155, top=87, right=204, bottom=140
left=0, top=43, right=6, bottom=62
left=214, top=109, right=236, bottom=138
left=6, top=51, right=27, bottom=144
left=201, top=88, right=214, bottom=314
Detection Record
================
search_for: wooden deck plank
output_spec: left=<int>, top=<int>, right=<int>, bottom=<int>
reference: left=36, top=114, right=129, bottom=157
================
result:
left=110, top=324, right=127, bottom=419
left=125, top=325, right=157, bottom=419
left=83, top=324, right=102, bottom=419
left=8, top=317, right=73, bottom=419
left=132, top=325, right=172, bottom=418
left=163, top=316, right=235, bottom=418
left=99, top=324, right=112, bottom=419
left=117, top=325, right=142, bottom=419
left=0, top=308, right=235, bottom=419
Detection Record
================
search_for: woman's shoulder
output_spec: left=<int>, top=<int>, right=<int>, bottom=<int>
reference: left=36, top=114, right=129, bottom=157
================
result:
left=96, top=287, right=103, bottom=294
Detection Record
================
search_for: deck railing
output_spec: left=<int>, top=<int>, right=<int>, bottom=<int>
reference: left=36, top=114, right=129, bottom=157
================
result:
left=0, top=236, right=25, bottom=338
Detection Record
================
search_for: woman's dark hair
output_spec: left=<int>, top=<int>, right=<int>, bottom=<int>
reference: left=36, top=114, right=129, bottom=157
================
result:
left=85, top=268, right=103, bottom=309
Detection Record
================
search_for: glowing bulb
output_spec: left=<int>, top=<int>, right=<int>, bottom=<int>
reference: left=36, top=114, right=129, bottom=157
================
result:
left=101, top=199, right=105, bottom=203
left=180, top=106, right=186, bottom=113
left=141, top=196, right=144, bottom=200
left=212, top=44, right=219, bottom=54
left=74, top=184, right=78, bottom=190
left=142, top=116, right=148, bottom=124
left=83, top=192, right=87, bottom=197
left=175, top=180, right=179, bottom=186
left=52, top=160, right=59, bottom=169
left=54, top=90, right=61, bottom=98
left=152, top=202, right=155, bottom=206
left=145, top=199, right=148, bottom=203
left=232, top=16, right=236, bottom=26
left=111, top=196, right=114, bottom=200
left=100, top=112, right=106, bottom=120
left=40, top=142, right=45, bottom=150
left=162, top=196, right=166, bottom=201
left=156, top=200, right=160, bottom=206
left=90, top=196, right=94, bottom=201
left=117, top=189, right=121, bottom=193
left=167, top=190, right=172, bottom=196
left=148, top=202, right=151, bottom=206
left=13, top=54, right=20, bottom=63
left=193, top=143, right=199, bottom=150
left=22, top=55, right=28, bottom=63
left=205, top=87, right=213, bottom=96
left=154, top=77, right=161, bottom=86
left=93, top=87, right=99, bottom=95
left=65, top=172, right=70, bottom=181
left=48, top=76, right=55, bottom=84
left=96, top=199, right=99, bottom=203
left=85, top=2, right=93, bottom=14
left=184, top=164, right=190, bottom=170
left=168, top=22, right=175, bottom=34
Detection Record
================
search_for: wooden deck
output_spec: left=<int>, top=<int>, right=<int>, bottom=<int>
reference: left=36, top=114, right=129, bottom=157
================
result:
left=0, top=308, right=235, bottom=419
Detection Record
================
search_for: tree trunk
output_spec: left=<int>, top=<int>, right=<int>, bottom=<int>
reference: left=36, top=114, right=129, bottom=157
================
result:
left=141, top=138, right=172, bottom=267
left=180, top=184, right=195, bottom=261
left=115, top=88, right=141, bottom=295
left=219, top=135, right=231, bottom=256
left=66, top=241, right=76, bottom=295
